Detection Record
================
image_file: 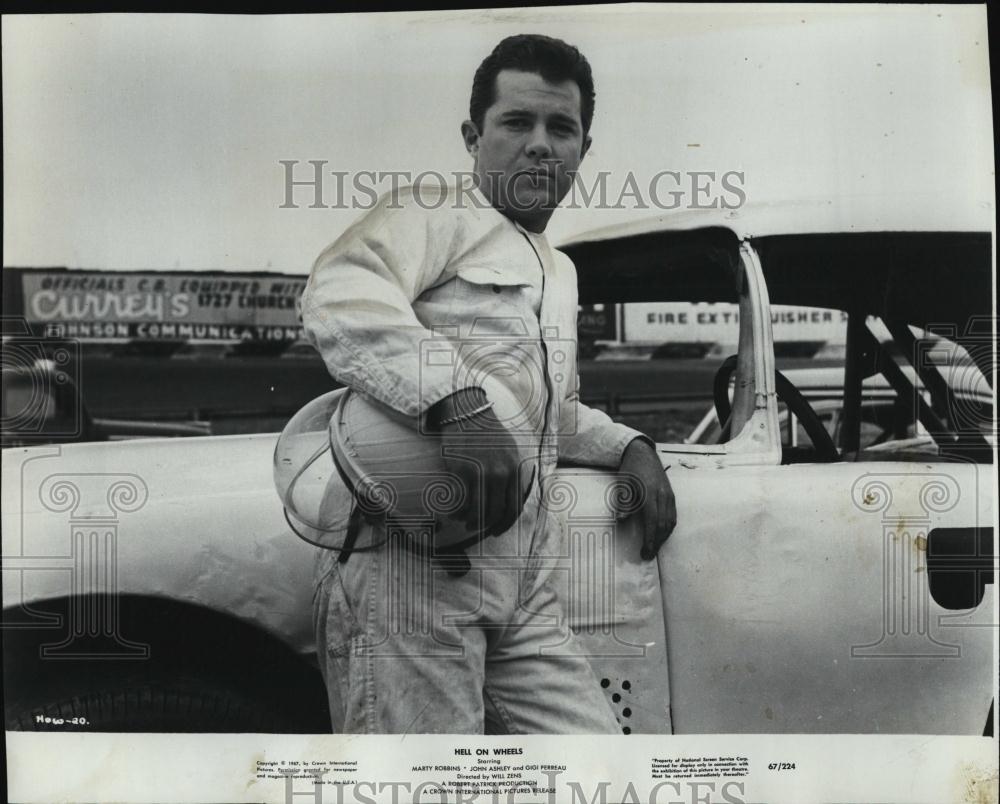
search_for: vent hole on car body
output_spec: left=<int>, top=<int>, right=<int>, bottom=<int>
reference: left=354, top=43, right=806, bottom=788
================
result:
left=622, top=726, right=631, bottom=735
left=623, top=707, right=632, bottom=718
left=622, top=680, right=631, bottom=691
left=600, top=678, right=610, bottom=688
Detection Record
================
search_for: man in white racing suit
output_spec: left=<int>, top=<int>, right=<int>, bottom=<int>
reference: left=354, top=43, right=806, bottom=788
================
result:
left=300, top=34, right=676, bottom=733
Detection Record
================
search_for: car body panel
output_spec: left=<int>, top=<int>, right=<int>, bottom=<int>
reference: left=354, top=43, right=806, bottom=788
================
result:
left=659, top=462, right=994, bottom=734
left=539, top=470, right=674, bottom=734
left=4, top=434, right=993, bottom=734
left=2, top=435, right=318, bottom=656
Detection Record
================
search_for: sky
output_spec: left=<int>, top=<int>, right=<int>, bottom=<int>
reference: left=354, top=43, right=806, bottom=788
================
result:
left=2, top=5, right=993, bottom=274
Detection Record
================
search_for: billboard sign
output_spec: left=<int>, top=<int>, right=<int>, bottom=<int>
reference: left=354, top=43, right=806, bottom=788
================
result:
left=11, top=270, right=307, bottom=342
left=623, top=302, right=849, bottom=345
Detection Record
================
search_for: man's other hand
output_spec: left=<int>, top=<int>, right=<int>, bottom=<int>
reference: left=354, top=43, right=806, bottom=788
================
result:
left=616, top=438, right=677, bottom=560
left=429, top=389, right=523, bottom=537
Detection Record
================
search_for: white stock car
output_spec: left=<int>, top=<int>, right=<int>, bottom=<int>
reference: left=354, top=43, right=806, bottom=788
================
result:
left=2, top=200, right=996, bottom=735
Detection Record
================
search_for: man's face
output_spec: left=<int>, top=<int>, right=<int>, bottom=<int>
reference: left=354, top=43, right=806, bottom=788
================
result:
left=463, top=69, right=591, bottom=232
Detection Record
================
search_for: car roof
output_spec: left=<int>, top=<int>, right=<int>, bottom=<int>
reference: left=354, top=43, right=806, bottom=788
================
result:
left=559, top=193, right=995, bottom=243
left=561, top=210, right=993, bottom=380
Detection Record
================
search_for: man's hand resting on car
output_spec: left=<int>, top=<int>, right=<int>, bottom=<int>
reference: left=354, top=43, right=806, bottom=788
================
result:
left=616, top=438, right=677, bottom=560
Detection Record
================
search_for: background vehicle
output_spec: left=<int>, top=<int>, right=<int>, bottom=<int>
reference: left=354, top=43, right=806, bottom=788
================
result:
left=2, top=364, right=211, bottom=448
left=2, top=202, right=995, bottom=735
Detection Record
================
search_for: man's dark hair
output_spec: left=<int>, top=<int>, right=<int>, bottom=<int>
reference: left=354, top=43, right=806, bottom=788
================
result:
left=469, top=34, right=596, bottom=135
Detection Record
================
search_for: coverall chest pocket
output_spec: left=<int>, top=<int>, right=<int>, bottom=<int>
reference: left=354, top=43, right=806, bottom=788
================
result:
left=449, top=267, right=535, bottom=334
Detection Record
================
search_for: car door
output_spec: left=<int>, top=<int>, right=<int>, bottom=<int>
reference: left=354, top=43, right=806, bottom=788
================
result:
left=658, top=458, right=993, bottom=734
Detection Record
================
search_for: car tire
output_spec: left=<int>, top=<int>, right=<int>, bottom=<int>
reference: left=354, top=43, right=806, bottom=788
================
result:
left=3, top=596, right=334, bottom=733
left=6, top=674, right=307, bottom=733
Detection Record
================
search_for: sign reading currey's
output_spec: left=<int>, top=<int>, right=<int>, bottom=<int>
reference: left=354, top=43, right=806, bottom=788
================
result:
left=5, top=268, right=307, bottom=343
